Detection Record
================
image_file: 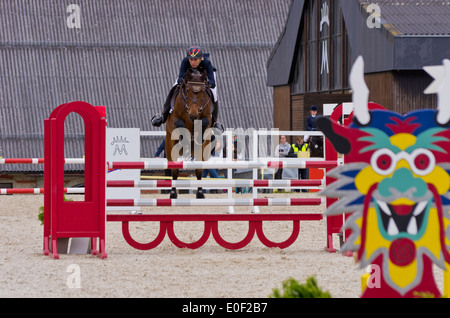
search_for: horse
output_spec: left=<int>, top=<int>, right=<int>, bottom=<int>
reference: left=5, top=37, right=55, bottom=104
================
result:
left=165, top=69, right=213, bottom=199
left=308, top=135, right=324, bottom=158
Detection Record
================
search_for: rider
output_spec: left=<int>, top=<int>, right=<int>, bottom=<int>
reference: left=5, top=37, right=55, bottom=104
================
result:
left=151, top=46, right=222, bottom=131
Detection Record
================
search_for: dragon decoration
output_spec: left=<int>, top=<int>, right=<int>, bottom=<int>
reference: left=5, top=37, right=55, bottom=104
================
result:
left=317, top=56, right=450, bottom=298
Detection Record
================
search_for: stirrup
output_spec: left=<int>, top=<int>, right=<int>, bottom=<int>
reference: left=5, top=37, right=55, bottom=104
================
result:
left=213, top=121, right=224, bottom=133
left=151, top=114, right=163, bottom=127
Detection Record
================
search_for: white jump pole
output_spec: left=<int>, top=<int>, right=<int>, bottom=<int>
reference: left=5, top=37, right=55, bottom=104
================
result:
left=107, top=197, right=325, bottom=207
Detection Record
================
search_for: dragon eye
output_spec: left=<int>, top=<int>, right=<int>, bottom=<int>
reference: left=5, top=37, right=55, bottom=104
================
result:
left=411, top=149, right=435, bottom=175
left=371, top=149, right=396, bottom=175
left=376, top=154, right=392, bottom=171
left=414, top=154, right=430, bottom=170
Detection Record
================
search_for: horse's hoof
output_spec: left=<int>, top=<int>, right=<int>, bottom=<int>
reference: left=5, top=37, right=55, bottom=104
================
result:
left=196, top=190, right=205, bottom=199
left=170, top=191, right=178, bottom=199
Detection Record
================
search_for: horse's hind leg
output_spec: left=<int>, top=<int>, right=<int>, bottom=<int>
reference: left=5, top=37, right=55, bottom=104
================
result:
left=170, top=169, right=179, bottom=199
left=195, top=169, right=205, bottom=199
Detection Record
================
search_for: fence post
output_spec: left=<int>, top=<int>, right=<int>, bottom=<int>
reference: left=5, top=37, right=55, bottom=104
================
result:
left=43, top=101, right=107, bottom=259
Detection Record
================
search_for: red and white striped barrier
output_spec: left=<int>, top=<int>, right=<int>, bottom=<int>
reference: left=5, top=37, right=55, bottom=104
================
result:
left=107, top=197, right=324, bottom=207
left=0, top=158, right=84, bottom=164
left=107, top=160, right=338, bottom=170
left=0, top=187, right=85, bottom=194
left=1, top=157, right=336, bottom=170
left=107, top=179, right=323, bottom=188
left=0, top=179, right=322, bottom=195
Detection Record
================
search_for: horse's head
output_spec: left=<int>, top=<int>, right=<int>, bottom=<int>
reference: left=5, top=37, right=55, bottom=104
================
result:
left=182, top=69, right=210, bottom=122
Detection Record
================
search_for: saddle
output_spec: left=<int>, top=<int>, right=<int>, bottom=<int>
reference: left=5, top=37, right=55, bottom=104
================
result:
left=169, top=85, right=180, bottom=113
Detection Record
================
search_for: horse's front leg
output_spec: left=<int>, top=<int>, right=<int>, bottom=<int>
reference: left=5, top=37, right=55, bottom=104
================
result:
left=170, top=168, right=179, bottom=199
left=195, top=169, right=205, bottom=199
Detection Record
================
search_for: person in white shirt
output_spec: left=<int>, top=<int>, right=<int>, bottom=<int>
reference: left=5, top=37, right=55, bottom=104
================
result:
left=274, top=135, right=290, bottom=179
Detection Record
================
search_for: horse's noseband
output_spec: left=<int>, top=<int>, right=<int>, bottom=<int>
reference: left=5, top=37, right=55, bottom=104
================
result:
left=190, top=83, right=203, bottom=93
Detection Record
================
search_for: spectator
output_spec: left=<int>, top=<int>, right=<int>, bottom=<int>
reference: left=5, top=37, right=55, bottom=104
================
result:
left=274, top=135, right=290, bottom=180
left=155, top=139, right=166, bottom=158
left=154, top=139, right=171, bottom=178
left=306, top=105, right=318, bottom=132
left=232, top=134, right=245, bottom=193
left=202, top=139, right=223, bottom=193
left=306, top=105, right=320, bottom=144
left=232, top=134, right=243, bottom=160
left=289, top=136, right=310, bottom=192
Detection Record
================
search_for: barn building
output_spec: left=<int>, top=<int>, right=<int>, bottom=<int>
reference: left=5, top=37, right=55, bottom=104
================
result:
left=267, top=0, right=450, bottom=132
left=0, top=0, right=291, bottom=188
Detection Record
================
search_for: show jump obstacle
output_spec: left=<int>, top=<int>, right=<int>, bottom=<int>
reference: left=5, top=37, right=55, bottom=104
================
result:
left=43, top=101, right=107, bottom=259
left=41, top=101, right=340, bottom=259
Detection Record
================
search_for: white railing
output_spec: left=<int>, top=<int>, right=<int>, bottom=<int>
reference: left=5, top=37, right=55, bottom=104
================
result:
left=139, top=129, right=332, bottom=213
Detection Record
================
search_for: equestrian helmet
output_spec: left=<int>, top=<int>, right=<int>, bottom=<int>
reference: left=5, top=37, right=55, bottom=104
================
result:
left=187, top=46, right=203, bottom=59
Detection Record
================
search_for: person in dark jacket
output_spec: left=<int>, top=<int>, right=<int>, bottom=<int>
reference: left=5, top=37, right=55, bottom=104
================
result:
left=176, top=48, right=216, bottom=87
left=151, top=46, right=222, bottom=131
left=306, top=105, right=318, bottom=131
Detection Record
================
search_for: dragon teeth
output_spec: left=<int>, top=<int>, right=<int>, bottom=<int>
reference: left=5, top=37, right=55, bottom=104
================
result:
left=413, top=201, right=428, bottom=216
left=377, top=200, right=427, bottom=236
left=387, top=218, right=399, bottom=235
left=377, top=200, right=391, bottom=216
left=407, top=217, right=418, bottom=235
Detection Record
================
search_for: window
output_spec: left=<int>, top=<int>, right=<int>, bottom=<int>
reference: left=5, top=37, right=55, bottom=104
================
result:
left=292, top=40, right=305, bottom=94
left=306, top=0, right=318, bottom=92
left=331, top=0, right=342, bottom=90
left=319, top=0, right=330, bottom=91
left=291, top=0, right=350, bottom=94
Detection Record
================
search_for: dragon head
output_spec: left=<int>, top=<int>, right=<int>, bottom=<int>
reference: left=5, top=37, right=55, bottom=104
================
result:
left=318, top=57, right=450, bottom=296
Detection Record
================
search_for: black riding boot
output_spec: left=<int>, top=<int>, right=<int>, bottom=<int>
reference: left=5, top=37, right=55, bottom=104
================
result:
left=151, top=86, right=177, bottom=127
left=151, top=101, right=171, bottom=127
left=211, top=101, right=224, bottom=132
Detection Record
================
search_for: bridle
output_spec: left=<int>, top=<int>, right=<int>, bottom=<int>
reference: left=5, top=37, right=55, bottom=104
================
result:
left=181, top=80, right=211, bottom=114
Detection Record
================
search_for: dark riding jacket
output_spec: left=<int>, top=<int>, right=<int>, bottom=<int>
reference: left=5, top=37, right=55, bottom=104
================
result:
left=306, top=115, right=318, bottom=131
left=177, top=56, right=216, bottom=88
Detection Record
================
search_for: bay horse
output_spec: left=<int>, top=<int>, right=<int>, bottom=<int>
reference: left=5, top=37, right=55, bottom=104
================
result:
left=165, top=69, right=213, bottom=199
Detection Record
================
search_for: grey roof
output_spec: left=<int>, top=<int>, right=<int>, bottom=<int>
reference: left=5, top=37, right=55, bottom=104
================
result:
left=366, top=0, right=450, bottom=36
left=346, top=0, right=450, bottom=71
left=0, top=0, right=291, bottom=172
left=267, top=0, right=450, bottom=86
left=267, top=0, right=304, bottom=87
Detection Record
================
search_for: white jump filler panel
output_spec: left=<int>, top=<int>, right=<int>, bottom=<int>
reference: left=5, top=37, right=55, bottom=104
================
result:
left=106, top=128, right=141, bottom=212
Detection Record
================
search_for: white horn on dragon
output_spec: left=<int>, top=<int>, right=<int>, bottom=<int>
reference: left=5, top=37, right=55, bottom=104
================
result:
left=350, top=56, right=370, bottom=126
left=424, top=59, right=450, bottom=126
